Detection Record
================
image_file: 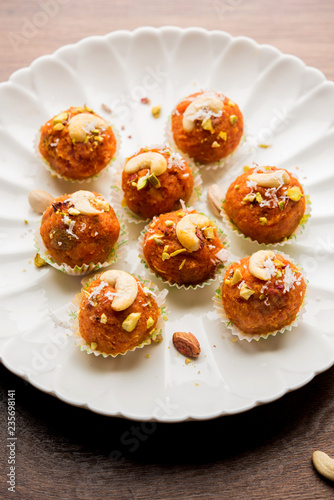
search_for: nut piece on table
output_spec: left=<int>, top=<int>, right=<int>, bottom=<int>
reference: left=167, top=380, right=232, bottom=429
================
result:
left=207, top=184, right=224, bottom=218
left=28, top=190, right=54, bottom=214
left=172, top=331, right=201, bottom=358
left=312, top=450, right=334, bottom=482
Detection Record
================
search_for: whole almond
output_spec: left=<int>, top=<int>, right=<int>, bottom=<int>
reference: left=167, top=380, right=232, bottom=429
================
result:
left=172, top=331, right=201, bottom=358
left=28, top=190, right=54, bottom=214
left=207, top=183, right=224, bottom=218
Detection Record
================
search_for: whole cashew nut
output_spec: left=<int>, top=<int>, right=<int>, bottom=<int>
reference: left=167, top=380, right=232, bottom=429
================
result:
left=100, top=270, right=138, bottom=311
left=176, top=213, right=212, bottom=252
left=182, top=94, right=224, bottom=132
left=248, top=169, right=290, bottom=188
left=70, top=191, right=106, bottom=215
left=312, top=451, right=334, bottom=482
left=124, top=152, right=167, bottom=176
left=249, top=250, right=276, bottom=281
left=68, top=113, right=107, bottom=142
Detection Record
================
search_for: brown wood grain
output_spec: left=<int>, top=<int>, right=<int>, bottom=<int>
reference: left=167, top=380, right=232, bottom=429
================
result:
left=1, top=1, right=334, bottom=499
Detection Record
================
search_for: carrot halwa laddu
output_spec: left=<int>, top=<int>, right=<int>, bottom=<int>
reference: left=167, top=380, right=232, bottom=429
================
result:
left=222, top=250, right=306, bottom=336
left=78, top=270, right=161, bottom=355
left=223, top=166, right=306, bottom=244
left=121, top=146, right=195, bottom=219
left=142, top=209, right=228, bottom=286
left=171, top=90, right=243, bottom=164
left=40, top=190, right=120, bottom=268
left=39, top=106, right=117, bottom=180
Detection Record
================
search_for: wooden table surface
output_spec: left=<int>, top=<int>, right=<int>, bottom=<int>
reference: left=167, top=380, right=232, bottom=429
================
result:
left=1, top=1, right=334, bottom=499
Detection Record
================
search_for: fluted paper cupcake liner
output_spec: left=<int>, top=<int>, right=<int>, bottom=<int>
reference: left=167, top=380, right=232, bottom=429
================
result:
left=110, top=144, right=203, bottom=224
left=34, top=213, right=128, bottom=276
left=213, top=250, right=308, bottom=342
left=68, top=276, right=168, bottom=357
left=138, top=213, right=230, bottom=290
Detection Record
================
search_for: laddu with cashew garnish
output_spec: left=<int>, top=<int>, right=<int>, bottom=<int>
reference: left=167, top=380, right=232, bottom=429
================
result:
left=39, top=190, right=120, bottom=269
left=171, top=90, right=243, bottom=164
left=121, top=146, right=195, bottom=219
left=221, top=250, right=306, bottom=337
left=223, top=165, right=307, bottom=244
left=78, top=270, right=162, bottom=355
left=142, top=209, right=228, bottom=286
left=38, top=106, right=117, bottom=180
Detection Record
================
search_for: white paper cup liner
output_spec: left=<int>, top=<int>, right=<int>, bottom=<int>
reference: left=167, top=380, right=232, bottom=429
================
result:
left=164, top=114, right=254, bottom=172
left=34, top=212, right=128, bottom=276
left=68, top=276, right=168, bottom=357
left=138, top=212, right=230, bottom=290
left=213, top=250, right=308, bottom=342
left=220, top=176, right=312, bottom=247
left=34, top=121, right=121, bottom=183
left=110, top=144, right=203, bottom=224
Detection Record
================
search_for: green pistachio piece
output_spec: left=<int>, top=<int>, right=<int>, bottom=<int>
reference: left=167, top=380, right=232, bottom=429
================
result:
left=154, top=237, right=164, bottom=246
left=137, top=176, right=148, bottom=190
left=169, top=248, right=187, bottom=258
left=286, top=186, right=303, bottom=202
left=229, top=115, right=238, bottom=125
left=259, top=217, right=267, bottom=225
left=278, top=200, right=285, bottom=211
left=34, top=253, right=47, bottom=268
left=201, top=117, right=214, bottom=132
left=243, top=193, right=256, bottom=203
left=276, top=270, right=282, bottom=278
left=231, top=268, right=242, bottom=285
left=203, top=226, right=214, bottom=240
left=165, top=220, right=174, bottom=227
left=100, top=313, right=107, bottom=324
left=146, top=317, right=155, bottom=329
left=53, top=112, right=68, bottom=124
left=53, top=123, right=64, bottom=131
left=122, top=312, right=141, bottom=332
left=90, top=342, right=97, bottom=350
left=255, top=192, right=263, bottom=203
left=147, top=173, right=161, bottom=188
left=240, top=283, right=255, bottom=300
left=179, top=259, right=186, bottom=270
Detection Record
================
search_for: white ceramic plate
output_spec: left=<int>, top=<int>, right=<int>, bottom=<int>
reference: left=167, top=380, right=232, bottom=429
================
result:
left=1, top=27, right=334, bottom=422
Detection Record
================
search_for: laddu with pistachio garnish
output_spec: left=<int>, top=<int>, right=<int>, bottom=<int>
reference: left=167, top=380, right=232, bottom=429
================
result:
left=223, top=165, right=307, bottom=244
left=38, top=106, right=117, bottom=180
left=142, top=209, right=228, bottom=286
left=77, top=270, right=162, bottom=356
left=39, top=190, right=120, bottom=269
left=121, top=146, right=195, bottom=219
left=221, top=250, right=306, bottom=337
left=170, top=90, right=243, bottom=164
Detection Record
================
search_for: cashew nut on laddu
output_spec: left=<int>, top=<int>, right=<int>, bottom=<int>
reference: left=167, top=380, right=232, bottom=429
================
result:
left=176, top=213, right=213, bottom=252
left=124, top=152, right=167, bottom=176
left=248, top=250, right=276, bottom=280
left=182, top=94, right=224, bottom=132
left=100, top=270, right=138, bottom=311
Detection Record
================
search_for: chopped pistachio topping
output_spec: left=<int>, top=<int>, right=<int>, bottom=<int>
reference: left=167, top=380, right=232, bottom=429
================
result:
left=34, top=253, right=47, bottom=268
left=165, top=220, right=173, bottom=227
left=122, top=312, right=141, bottom=332
left=90, top=342, right=97, bottom=350
left=259, top=294, right=265, bottom=300
left=258, top=144, right=271, bottom=148
left=255, top=192, right=263, bottom=203
left=53, top=112, right=68, bottom=124
left=228, top=100, right=235, bottom=107
left=154, top=237, right=164, bottom=246
left=100, top=313, right=107, bottom=324
left=53, top=123, right=65, bottom=131
left=201, top=117, right=214, bottom=132
left=278, top=200, right=285, bottom=211
left=224, top=279, right=231, bottom=285
left=137, top=176, right=148, bottom=190
left=286, top=186, right=303, bottom=202
left=259, top=217, right=268, bottom=225
left=152, top=332, right=163, bottom=343
left=218, top=131, right=227, bottom=141
left=84, top=105, right=93, bottom=113
left=234, top=185, right=240, bottom=190
left=243, top=193, right=256, bottom=203
left=276, top=270, right=282, bottom=278
left=211, top=141, right=220, bottom=148
left=179, top=259, right=186, bottom=270
left=274, top=259, right=284, bottom=268
left=229, top=115, right=238, bottom=125
left=162, top=252, right=170, bottom=261
left=147, top=173, right=161, bottom=188
left=177, top=211, right=185, bottom=217
left=146, top=317, right=155, bottom=329
left=231, top=269, right=242, bottom=285
left=151, top=105, right=161, bottom=118
left=240, top=283, right=255, bottom=300
left=203, top=227, right=214, bottom=240
left=243, top=165, right=250, bottom=172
